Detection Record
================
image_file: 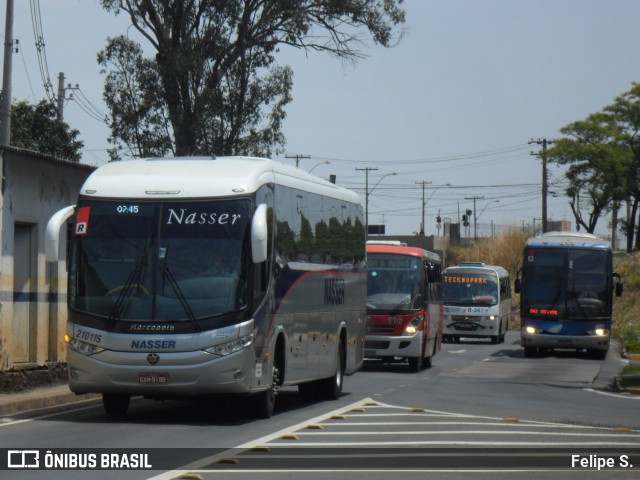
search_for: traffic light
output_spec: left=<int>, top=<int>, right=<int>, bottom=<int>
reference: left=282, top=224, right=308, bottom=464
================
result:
left=436, top=215, right=442, bottom=224
left=462, top=214, right=469, bottom=227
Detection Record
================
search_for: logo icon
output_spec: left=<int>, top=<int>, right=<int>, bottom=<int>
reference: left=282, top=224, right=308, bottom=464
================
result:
left=7, top=450, right=40, bottom=468
left=146, top=353, right=160, bottom=365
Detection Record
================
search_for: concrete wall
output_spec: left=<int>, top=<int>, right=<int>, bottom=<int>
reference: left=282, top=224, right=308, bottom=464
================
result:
left=0, top=146, right=93, bottom=371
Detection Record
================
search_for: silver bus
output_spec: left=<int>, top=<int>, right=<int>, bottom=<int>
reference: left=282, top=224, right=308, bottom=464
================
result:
left=46, top=156, right=366, bottom=418
left=442, top=262, right=512, bottom=344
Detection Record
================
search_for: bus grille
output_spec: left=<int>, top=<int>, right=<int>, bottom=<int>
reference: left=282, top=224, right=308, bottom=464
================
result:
left=367, top=325, right=396, bottom=335
left=451, top=315, right=475, bottom=323
left=365, top=340, right=390, bottom=350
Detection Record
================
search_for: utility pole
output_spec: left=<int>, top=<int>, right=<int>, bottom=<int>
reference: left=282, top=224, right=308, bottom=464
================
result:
left=530, top=138, right=555, bottom=233
left=1, top=0, right=15, bottom=145
left=356, top=167, right=378, bottom=236
left=57, top=72, right=65, bottom=120
left=532, top=217, right=542, bottom=235
left=285, top=153, right=310, bottom=167
left=465, top=195, right=483, bottom=241
left=415, top=180, right=432, bottom=235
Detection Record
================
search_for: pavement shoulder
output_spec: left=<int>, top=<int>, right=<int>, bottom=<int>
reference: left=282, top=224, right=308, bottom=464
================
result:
left=0, top=384, right=100, bottom=417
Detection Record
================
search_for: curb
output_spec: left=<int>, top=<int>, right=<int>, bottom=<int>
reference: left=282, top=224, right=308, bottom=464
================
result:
left=0, top=385, right=100, bottom=417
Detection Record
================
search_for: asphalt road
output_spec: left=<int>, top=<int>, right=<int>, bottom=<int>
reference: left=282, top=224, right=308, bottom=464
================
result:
left=1, top=331, right=639, bottom=480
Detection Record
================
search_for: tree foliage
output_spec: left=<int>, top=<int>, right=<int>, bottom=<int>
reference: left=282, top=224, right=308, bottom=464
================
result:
left=9, top=99, right=84, bottom=161
left=548, top=113, right=630, bottom=234
left=99, top=0, right=405, bottom=158
left=548, top=83, right=640, bottom=251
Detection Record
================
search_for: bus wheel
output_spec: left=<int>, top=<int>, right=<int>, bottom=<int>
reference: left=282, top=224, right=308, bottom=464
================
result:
left=103, top=393, right=130, bottom=416
left=408, top=355, right=423, bottom=372
left=409, top=339, right=427, bottom=372
left=319, top=342, right=344, bottom=400
left=423, top=342, right=433, bottom=369
left=491, top=335, right=499, bottom=344
left=588, top=349, right=607, bottom=360
left=298, top=381, right=319, bottom=402
left=524, top=347, right=537, bottom=358
left=252, top=365, right=280, bottom=419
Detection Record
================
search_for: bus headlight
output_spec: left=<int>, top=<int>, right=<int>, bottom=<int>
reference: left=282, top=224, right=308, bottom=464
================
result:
left=525, top=326, right=537, bottom=334
left=405, top=316, right=423, bottom=335
left=65, top=334, right=104, bottom=356
left=405, top=325, right=417, bottom=335
left=488, top=315, right=496, bottom=321
left=594, top=328, right=608, bottom=337
left=205, top=331, right=256, bottom=357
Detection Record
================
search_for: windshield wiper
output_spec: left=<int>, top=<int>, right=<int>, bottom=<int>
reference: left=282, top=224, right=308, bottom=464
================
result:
left=107, top=250, right=148, bottom=329
left=161, top=250, right=200, bottom=331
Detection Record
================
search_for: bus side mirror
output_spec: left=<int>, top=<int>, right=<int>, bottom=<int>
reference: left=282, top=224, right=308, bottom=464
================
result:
left=514, top=278, right=521, bottom=294
left=251, top=203, right=268, bottom=264
left=613, top=272, right=623, bottom=297
left=45, top=205, right=75, bottom=262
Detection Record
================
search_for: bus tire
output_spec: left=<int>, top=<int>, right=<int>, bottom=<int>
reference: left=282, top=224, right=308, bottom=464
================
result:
left=252, top=364, right=280, bottom=419
left=588, top=349, right=607, bottom=360
left=408, top=354, right=423, bottom=372
left=298, top=381, right=319, bottom=402
left=319, top=341, right=344, bottom=400
left=423, top=342, right=433, bottom=369
left=103, top=393, right=130, bottom=416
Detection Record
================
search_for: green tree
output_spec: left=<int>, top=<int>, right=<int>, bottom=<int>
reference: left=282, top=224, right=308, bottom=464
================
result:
left=98, top=35, right=173, bottom=160
left=9, top=99, right=84, bottom=161
left=548, top=112, right=630, bottom=234
left=99, top=0, right=405, bottom=157
left=602, top=83, right=640, bottom=251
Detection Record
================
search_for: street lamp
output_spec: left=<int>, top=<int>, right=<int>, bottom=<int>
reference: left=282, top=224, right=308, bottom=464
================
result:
left=422, top=183, right=450, bottom=236
left=364, top=172, right=396, bottom=236
left=475, top=199, right=500, bottom=239
left=308, top=161, right=330, bottom=174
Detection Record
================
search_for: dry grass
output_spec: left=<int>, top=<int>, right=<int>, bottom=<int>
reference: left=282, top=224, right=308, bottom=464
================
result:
left=612, top=252, right=640, bottom=353
left=446, top=232, right=640, bottom=352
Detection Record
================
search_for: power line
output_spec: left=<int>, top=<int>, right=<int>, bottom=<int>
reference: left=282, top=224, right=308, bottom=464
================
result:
left=29, top=0, right=55, bottom=104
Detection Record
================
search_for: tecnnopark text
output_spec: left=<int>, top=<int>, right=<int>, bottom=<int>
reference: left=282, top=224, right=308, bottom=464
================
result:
left=571, top=454, right=633, bottom=471
left=5, top=449, right=152, bottom=470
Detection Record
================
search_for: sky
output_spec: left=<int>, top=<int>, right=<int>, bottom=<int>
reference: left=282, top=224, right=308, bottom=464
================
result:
left=3, top=0, right=640, bottom=244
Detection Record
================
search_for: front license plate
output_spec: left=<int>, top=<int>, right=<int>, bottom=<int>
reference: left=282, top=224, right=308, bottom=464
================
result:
left=138, top=372, right=169, bottom=384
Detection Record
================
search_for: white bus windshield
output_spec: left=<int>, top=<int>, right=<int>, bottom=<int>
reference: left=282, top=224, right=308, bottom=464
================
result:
left=443, top=273, right=499, bottom=306
left=521, top=248, right=611, bottom=320
left=70, top=199, right=251, bottom=323
left=366, top=254, right=423, bottom=312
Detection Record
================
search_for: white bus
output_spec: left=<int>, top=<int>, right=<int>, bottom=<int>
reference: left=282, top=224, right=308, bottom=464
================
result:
left=46, top=156, right=366, bottom=418
left=442, top=262, right=512, bottom=344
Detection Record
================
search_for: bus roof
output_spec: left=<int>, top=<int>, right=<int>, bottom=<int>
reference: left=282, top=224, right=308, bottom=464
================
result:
left=366, top=243, right=441, bottom=263
left=443, top=264, right=509, bottom=278
left=525, top=231, right=611, bottom=250
left=78, top=156, right=361, bottom=204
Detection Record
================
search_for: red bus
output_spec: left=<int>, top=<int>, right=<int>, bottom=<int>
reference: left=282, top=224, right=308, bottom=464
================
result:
left=365, top=242, right=444, bottom=371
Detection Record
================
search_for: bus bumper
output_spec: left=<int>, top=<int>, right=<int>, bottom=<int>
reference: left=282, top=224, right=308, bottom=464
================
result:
left=364, top=332, right=423, bottom=359
left=66, top=347, right=259, bottom=397
left=520, top=332, right=610, bottom=351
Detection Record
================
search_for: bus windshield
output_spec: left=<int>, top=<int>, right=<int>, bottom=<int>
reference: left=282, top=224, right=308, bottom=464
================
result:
left=521, top=247, right=611, bottom=320
left=70, top=199, right=252, bottom=323
left=443, top=273, right=498, bottom=306
left=366, top=254, right=423, bottom=312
